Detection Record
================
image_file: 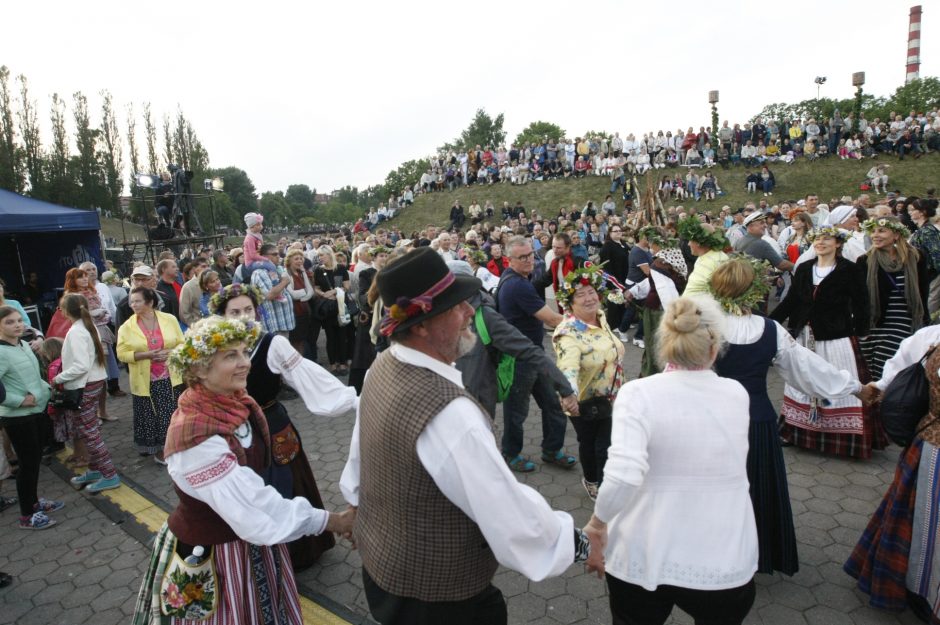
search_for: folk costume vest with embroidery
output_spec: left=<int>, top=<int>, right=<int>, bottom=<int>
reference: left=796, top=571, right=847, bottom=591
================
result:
left=356, top=350, right=499, bottom=602
left=165, top=386, right=271, bottom=546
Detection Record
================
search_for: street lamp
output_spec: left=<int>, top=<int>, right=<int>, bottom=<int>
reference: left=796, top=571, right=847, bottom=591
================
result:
left=814, top=76, right=827, bottom=100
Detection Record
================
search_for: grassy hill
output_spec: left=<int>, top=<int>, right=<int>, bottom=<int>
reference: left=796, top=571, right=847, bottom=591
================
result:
left=100, top=217, right=147, bottom=243
left=391, top=155, right=939, bottom=233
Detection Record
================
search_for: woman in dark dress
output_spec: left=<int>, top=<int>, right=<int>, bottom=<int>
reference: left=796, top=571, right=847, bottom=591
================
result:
left=210, top=284, right=358, bottom=570
left=598, top=225, right=630, bottom=329
left=348, top=246, right=390, bottom=395
left=312, top=246, right=351, bottom=375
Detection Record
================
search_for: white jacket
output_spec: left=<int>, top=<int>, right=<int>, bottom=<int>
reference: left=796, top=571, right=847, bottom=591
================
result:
left=55, top=322, right=107, bottom=390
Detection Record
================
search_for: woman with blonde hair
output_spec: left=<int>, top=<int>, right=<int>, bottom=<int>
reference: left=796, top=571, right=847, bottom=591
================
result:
left=312, top=246, right=351, bottom=374
left=857, top=216, right=929, bottom=379
left=583, top=296, right=758, bottom=624
left=710, top=257, right=866, bottom=576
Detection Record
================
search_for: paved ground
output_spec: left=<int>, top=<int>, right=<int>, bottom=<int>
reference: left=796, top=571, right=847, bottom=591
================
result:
left=0, top=330, right=928, bottom=625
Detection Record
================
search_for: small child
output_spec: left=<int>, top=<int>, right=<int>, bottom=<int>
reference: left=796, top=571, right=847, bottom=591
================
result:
left=745, top=171, right=759, bottom=193
left=240, top=212, right=278, bottom=278
left=838, top=138, right=848, bottom=159
left=40, top=338, right=84, bottom=465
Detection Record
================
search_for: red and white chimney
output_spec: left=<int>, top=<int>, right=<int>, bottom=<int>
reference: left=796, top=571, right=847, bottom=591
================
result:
left=907, top=5, right=922, bottom=83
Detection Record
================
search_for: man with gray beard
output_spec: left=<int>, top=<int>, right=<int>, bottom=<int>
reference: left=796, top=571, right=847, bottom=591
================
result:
left=340, top=248, right=592, bottom=624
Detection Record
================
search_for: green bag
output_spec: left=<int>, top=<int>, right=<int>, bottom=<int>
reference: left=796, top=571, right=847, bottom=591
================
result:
left=474, top=307, right=516, bottom=403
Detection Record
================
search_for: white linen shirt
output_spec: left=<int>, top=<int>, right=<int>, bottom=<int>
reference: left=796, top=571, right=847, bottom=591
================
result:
left=340, top=343, right=575, bottom=581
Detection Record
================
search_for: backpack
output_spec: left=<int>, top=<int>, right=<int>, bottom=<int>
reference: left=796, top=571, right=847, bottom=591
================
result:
left=474, top=307, right=516, bottom=403
left=881, top=346, right=938, bottom=446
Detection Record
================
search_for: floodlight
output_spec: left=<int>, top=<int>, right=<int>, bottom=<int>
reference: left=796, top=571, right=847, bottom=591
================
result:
left=135, top=173, right=159, bottom=189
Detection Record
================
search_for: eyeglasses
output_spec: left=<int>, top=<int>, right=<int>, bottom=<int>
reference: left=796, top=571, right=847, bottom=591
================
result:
left=512, top=252, right=535, bottom=261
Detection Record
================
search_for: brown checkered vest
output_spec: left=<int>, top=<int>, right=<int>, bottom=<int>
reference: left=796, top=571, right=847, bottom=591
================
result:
left=356, top=349, right=498, bottom=601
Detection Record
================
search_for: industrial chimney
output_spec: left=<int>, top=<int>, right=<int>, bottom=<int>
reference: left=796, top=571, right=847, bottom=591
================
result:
left=907, top=5, right=922, bottom=83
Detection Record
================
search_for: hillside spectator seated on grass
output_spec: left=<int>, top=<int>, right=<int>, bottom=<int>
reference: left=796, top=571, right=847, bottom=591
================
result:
left=574, top=155, right=591, bottom=178
left=700, top=171, right=719, bottom=201
left=745, top=170, right=760, bottom=193
left=741, top=140, right=758, bottom=167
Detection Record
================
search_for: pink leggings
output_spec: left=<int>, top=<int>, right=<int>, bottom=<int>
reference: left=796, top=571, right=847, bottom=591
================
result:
left=65, top=381, right=117, bottom=479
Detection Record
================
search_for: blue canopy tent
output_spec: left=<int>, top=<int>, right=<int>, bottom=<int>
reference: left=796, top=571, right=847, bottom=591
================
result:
left=0, top=188, right=102, bottom=306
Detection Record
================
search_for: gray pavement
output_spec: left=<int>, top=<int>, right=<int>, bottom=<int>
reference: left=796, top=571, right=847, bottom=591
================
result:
left=0, top=332, right=928, bottom=625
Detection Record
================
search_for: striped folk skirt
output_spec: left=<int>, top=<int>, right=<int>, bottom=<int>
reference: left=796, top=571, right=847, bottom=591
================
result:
left=133, top=523, right=303, bottom=625
left=780, top=333, right=886, bottom=458
left=860, top=280, right=914, bottom=381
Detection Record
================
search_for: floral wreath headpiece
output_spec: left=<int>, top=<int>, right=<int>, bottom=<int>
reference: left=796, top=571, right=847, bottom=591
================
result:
left=805, top=227, right=849, bottom=243
left=465, top=249, right=488, bottom=265
left=370, top=245, right=393, bottom=257
left=677, top=217, right=728, bottom=250
left=637, top=225, right=677, bottom=249
left=209, top=283, right=264, bottom=317
left=708, top=254, right=774, bottom=316
left=379, top=272, right=456, bottom=337
left=555, top=261, right=625, bottom=309
left=168, top=316, right=261, bottom=376
left=861, top=217, right=911, bottom=238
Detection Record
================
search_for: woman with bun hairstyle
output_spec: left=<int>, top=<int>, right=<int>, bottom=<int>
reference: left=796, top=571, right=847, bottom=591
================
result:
left=55, top=293, right=121, bottom=493
left=582, top=296, right=758, bottom=625
left=710, top=257, right=868, bottom=576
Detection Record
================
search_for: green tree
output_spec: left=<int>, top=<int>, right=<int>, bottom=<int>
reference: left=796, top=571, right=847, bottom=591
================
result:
left=208, top=166, right=257, bottom=217
left=384, top=158, right=429, bottom=195
left=445, top=108, right=506, bottom=151
left=125, top=102, right=147, bottom=222
left=285, top=183, right=315, bottom=211
left=884, top=77, right=940, bottom=117
left=46, top=93, right=74, bottom=205
left=142, top=102, right=159, bottom=174
left=514, top=120, right=565, bottom=147
left=0, top=66, right=24, bottom=193
left=162, top=113, right=174, bottom=167
left=17, top=74, right=43, bottom=197
left=98, top=90, right=124, bottom=216
left=71, top=91, right=107, bottom=210
left=259, top=190, right=295, bottom=229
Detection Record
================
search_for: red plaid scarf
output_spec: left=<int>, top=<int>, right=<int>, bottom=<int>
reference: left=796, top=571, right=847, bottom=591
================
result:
left=164, top=384, right=271, bottom=466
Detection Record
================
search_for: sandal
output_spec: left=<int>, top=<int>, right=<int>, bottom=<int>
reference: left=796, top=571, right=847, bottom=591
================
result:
left=505, top=455, right=536, bottom=473
left=541, top=450, right=578, bottom=469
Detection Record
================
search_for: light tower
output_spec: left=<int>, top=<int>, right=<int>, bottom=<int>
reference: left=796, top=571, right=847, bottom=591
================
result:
left=907, top=5, right=922, bottom=83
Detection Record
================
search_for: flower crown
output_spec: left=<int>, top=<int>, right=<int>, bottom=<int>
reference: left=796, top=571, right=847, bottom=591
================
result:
left=861, top=217, right=911, bottom=238
left=805, top=226, right=849, bottom=243
left=677, top=217, right=728, bottom=250
left=708, top=254, right=774, bottom=316
left=209, top=283, right=263, bottom=317
left=555, top=262, right=624, bottom=309
left=369, top=245, right=392, bottom=257
left=168, top=316, right=261, bottom=375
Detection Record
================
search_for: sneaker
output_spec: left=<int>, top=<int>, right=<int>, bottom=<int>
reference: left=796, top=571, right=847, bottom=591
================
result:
left=34, top=498, right=64, bottom=514
left=153, top=454, right=167, bottom=466
left=19, top=511, right=56, bottom=530
left=615, top=330, right=629, bottom=342
left=70, top=470, right=103, bottom=488
left=86, top=475, right=121, bottom=493
left=505, top=455, right=537, bottom=473
left=541, top=450, right=578, bottom=469
left=633, top=338, right=646, bottom=349
left=581, top=478, right=599, bottom=501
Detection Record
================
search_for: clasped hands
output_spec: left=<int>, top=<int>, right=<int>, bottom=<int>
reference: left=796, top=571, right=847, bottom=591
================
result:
left=582, top=515, right=607, bottom=579
left=326, top=505, right=357, bottom=546
left=854, top=383, right=882, bottom=406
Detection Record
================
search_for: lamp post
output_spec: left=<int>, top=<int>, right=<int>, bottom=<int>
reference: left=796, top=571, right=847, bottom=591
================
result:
left=708, top=90, right=719, bottom=137
left=852, top=72, right=866, bottom=131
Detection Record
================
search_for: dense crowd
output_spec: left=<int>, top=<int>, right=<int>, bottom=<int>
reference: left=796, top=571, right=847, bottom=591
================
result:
left=1, top=154, right=940, bottom=624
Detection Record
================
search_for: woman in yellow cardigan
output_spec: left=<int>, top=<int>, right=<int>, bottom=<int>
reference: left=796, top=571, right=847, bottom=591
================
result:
left=117, top=287, right=184, bottom=465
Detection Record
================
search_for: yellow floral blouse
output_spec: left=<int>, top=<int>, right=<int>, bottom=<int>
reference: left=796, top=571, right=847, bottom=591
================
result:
left=552, top=312, right=625, bottom=402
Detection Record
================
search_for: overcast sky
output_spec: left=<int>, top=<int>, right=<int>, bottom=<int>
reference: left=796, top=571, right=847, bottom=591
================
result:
left=5, top=0, right=938, bottom=195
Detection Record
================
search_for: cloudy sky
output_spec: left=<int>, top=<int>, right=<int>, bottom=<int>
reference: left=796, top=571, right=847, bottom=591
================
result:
left=5, top=0, right=937, bottom=195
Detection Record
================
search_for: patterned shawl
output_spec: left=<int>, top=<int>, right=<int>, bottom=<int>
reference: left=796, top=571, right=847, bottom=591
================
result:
left=164, top=383, right=270, bottom=466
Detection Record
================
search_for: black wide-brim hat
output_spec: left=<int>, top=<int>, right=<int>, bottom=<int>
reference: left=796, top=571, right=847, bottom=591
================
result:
left=377, top=247, right=482, bottom=336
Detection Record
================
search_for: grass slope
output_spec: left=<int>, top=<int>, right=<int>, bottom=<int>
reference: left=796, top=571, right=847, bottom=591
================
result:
left=100, top=217, right=147, bottom=243
left=393, top=156, right=939, bottom=233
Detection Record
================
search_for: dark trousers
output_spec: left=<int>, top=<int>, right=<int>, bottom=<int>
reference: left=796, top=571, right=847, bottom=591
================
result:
left=570, top=416, right=612, bottom=483
left=363, top=568, right=507, bottom=625
left=607, top=574, right=755, bottom=625
left=618, top=302, right=644, bottom=339
left=501, top=357, right=567, bottom=458
left=323, top=320, right=349, bottom=365
left=3, top=414, right=44, bottom=516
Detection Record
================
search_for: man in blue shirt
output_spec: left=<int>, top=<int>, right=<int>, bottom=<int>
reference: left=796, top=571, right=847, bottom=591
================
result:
left=497, top=236, right=577, bottom=473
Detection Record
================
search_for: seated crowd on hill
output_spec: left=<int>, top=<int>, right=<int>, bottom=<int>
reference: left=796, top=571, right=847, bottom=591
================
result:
left=408, top=108, right=940, bottom=197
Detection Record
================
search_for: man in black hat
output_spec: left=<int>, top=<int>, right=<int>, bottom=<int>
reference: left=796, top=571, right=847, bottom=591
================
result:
left=340, top=247, right=591, bottom=625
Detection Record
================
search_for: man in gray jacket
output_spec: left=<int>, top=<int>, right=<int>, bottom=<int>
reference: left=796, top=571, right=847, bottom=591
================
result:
left=449, top=261, right=578, bottom=419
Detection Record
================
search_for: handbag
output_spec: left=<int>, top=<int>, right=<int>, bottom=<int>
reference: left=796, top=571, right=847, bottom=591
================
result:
left=159, top=537, right=218, bottom=619
left=577, top=395, right=613, bottom=421
left=881, top=346, right=938, bottom=447
left=50, top=387, right=83, bottom=411
left=310, top=296, right=338, bottom=321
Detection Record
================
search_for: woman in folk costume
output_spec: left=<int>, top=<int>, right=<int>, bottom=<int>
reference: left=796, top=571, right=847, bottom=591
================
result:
left=771, top=227, right=883, bottom=458
left=349, top=246, right=391, bottom=395
left=625, top=226, right=688, bottom=377
left=677, top=217, right=729, bottom=296
left=133, top=316, right=354, bottom=625
left=209, top=283, right=358, bottom=571
left=857, top=216, right=930, bottom=380
left=845, top=326, right=940, bottom=622
left=709, top=257, right=867, bottom=576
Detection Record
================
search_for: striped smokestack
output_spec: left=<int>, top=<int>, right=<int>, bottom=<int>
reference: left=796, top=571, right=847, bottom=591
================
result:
left=907, top=5, right=922, bottom=83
